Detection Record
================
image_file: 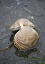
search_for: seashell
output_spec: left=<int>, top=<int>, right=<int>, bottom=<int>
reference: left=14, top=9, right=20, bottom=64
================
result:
left=10, top=18, right=39, bottom=50
left=10, top=18, right=35, bottom=31
left=14, top=26, right=39, bottom=50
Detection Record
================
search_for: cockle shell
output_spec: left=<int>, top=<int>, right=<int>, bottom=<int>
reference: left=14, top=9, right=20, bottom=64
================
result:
left=14, top=26, right=39, bottom=50
left=10, top=18, right=39, bottom=50
left=10, top=18, right=35, bottom=31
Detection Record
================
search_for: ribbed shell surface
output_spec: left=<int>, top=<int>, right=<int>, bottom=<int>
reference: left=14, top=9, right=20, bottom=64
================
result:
left=14, top=26, right=39, bottom=50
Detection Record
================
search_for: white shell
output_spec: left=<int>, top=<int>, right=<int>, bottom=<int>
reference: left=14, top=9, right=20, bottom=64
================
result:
left=10, top=18, right=39, bottom=50
left=14, top=26, right=39, bottom=50
left=10, top=18, right=35, bottom=31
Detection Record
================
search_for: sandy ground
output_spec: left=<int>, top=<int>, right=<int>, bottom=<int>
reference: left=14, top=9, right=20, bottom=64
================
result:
left=0, top=0, right=45, bottom=64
